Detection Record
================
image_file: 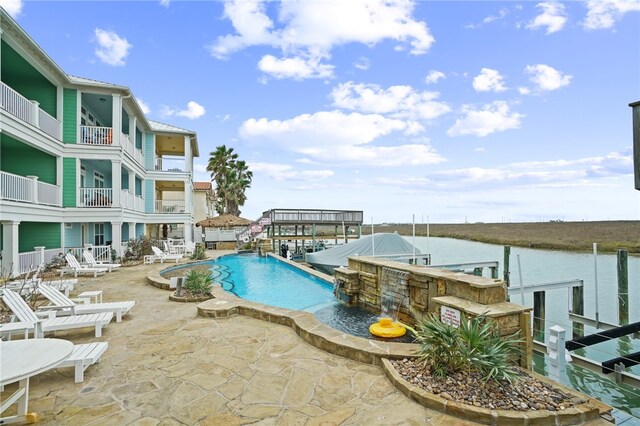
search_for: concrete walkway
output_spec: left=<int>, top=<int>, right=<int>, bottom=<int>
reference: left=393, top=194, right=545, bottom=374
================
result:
left=2, top=254, right=477, bottom=425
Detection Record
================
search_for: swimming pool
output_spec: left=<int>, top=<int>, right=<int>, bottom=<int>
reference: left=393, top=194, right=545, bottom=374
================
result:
left=163, top=253, right=414, bottom=342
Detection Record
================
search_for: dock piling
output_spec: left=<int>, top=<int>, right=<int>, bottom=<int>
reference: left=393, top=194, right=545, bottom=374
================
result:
left=618, top=249, right=629, bottom=326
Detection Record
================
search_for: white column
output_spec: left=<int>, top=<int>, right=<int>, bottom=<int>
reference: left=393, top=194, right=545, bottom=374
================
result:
left=111, top=160, right=121, bottom=207
left=129, top=222, right=136, bottom=240
left=111, top=222, right=122, bottom=257
left=130, top=116, right=137, bottom=149
left=184, top=180, right=193, bottom=214
left=111, top=93, right=122, bottom=146
left=129, top=172, right=135, bottom=196
left=32, top=100, right=40, bottom=127
left=184, top=136, right=192, bottom=174
left=56, top=156, right=63, bottom=187
left=1, top=221, right=20, bottom=278
left=26, top=175, right=39, bottom=204
left=183, top=222, right=192, bottom=243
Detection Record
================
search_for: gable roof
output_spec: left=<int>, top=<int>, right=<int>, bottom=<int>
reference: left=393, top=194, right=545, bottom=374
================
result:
left=194, top=182, right=212, bottom=191
left=148, top=120, right=194, bottom=134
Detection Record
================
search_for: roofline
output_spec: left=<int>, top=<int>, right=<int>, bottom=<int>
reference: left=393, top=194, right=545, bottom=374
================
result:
left=630, top=101, right=640, bottom=107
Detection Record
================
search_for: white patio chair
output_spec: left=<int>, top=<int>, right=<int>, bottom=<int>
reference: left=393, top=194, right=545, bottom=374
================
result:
left=82, top=250, right=121, bottom=272
left=60, top=253, right=108, bottom=278
left=36, top=284, right=135, bottom=323
left=1, top=289, right=113, bottom=338
left=6, top=264, right=77, bottom=296
left=151, top=246, right=183, bottom=263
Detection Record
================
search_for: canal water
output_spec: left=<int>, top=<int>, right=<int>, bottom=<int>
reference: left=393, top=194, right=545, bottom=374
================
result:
left=410, top=236, right=640, bottom=418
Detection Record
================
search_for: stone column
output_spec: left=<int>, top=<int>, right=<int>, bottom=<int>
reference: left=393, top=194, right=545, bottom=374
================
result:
left=1, top=221, right=20, bottom=278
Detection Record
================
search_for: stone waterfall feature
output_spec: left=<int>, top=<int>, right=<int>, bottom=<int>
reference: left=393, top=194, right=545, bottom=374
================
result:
left=380, top=267, right=410, bottom=322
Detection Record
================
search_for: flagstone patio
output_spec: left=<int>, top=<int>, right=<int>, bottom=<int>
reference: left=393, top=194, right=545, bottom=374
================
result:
left=1, top=252, right=611, bottom=425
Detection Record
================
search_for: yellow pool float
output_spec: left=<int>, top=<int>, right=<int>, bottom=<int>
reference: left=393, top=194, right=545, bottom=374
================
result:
left=369, top=317, right=406, bottom=338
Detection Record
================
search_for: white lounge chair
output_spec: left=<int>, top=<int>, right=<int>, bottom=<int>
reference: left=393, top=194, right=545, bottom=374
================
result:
left=5, top=264, right=77, bottom=296
left=82, top=250, right=121, bottom=272
left=37, top=284, right=135, bottom=323
left=1, top=289, right=113, bottom=338
left=184, top=241, right=196, bottom=256
left=151, top=246, right=183, bottom=263
left=61, top=253, right=108, bottom=278
left=58, top=341, right=109, bottom=383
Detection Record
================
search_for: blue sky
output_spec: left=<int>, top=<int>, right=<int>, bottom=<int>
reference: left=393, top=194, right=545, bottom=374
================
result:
left=4, top=0, right=639, bottom=223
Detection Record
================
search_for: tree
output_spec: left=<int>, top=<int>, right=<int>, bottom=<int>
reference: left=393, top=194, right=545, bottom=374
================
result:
left=206, top=145, right=252, bottom=216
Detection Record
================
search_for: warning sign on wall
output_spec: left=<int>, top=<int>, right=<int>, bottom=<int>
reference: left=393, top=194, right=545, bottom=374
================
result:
left=440, top=306, right=461, bottom=328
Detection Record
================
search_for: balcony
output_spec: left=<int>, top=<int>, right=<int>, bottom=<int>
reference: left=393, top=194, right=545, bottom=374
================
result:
left=121, top=132, right=144, bottom=165
left=121, top=189, right=144, bottom=211
left=79, top=127, right=144, bottom=165
left=155, top=157, right=186, bottom=172
left=155, top=200, right=186, bottom=214
left=79, top=187, right=113, bottom=207
left=0, top=171, right=62, bottom=207
left=1, top=81, right=61, bottom=140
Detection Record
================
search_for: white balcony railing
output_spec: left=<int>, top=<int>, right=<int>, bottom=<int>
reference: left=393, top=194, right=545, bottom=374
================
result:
left=155, top=157, right=186, bottom=172
left=80, top=126, right=113, bottom=145
left=1, top=82, right=62, bottom=140
left=135, top=195, right=144, bottom=211
left=155, top=200, right=186, bottom=213
left=121, top=132, right=145, bottom=165
left=37, top=180, right=62, bottom=206
left=0, top=171, right=62, bottom=207
left=79, top=187, right=113, bottom=207
left=120, top=189, right=144, bottom=212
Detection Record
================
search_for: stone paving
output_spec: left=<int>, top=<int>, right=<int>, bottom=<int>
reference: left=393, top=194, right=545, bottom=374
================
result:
left=2, top=253, right=481, bottom=425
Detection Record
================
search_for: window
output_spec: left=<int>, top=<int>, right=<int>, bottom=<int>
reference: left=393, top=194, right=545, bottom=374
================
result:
left=94, top=223, right=105, bottom=245
left=94, top=172, right=105, bottom=189
left=65, top=223, right=73, bottom=229
left=81, top=118, right=86, bottom=126
left=81, top=107, right=86, bottom=115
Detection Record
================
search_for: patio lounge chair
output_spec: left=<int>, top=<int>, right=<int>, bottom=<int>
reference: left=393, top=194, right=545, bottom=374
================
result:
left=82, top=250, right=121, bottom=272
left=5, top=264, right=77, bottom=296
left=36, top=284, right=135, bottom=323
left=61, top=253, right=108, bottom=278
left=1, top=289, right=113, bottom=338
left=151, top=246, right=183, bottom=263
left=58, top=341, right=109, bottom=383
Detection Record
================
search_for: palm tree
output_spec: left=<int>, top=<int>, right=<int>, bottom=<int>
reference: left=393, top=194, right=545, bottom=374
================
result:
left=206, top=145, right=252, bottom=216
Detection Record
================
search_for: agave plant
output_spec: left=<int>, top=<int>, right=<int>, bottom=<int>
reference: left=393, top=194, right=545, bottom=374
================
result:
left=410, top=313, right=523, bottom=383
left=183, top=270, right=214, bottom=295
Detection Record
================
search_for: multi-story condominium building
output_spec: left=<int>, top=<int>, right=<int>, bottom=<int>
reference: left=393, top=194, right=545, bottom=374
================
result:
left=0, top=9, right=200, bottom=277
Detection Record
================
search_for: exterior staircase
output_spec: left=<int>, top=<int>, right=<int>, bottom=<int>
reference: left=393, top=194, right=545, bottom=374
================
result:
left=236, top=214, right=271, bottom=248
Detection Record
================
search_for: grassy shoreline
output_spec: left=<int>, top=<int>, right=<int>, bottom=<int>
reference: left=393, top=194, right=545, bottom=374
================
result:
left=363, top=220, right=640, bottom=254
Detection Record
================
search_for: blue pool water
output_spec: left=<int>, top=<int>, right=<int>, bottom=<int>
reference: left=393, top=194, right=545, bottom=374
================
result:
left=211, top=254, right=336, bottom=311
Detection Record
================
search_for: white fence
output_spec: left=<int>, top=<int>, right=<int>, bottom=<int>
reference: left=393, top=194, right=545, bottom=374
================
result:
left=1, top=82, right=61, bottom=140
left=0, top=171, right=62, bottom=207
left=80, top=126, right=113, bottom=145
left=155, top=200, right=186, bottom=213
left=80, top=187, right=113, bottom=207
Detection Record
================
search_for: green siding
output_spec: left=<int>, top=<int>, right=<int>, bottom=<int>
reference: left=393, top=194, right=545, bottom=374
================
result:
left=0, top=134, right=57, bottom=184
left=63, top=89, right=77, bottom=143
left=63, top=158, right=77, bottom=207
left=19, top=222, right=61, bottom=253
left=144, top=133, right=154, bottom=170
left=1, top=41, right=57, bottom=117
left=144, top=180, right=154, bottom=213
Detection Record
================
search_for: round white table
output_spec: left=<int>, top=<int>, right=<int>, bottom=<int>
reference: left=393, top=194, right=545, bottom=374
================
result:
left=1, top=338, right=73, bottom=424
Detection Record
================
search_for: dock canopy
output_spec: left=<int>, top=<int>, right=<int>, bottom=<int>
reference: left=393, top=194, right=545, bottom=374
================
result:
left=305, top=233, right=420, bottom=275
left=196, top=214, right=251, bottom=228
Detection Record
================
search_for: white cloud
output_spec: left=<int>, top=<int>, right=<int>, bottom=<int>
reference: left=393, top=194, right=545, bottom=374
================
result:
left=330, top=82, right=450, bottom=120
left=518, top=87, right=531, bottom=95
left=239, top=110, right=445, bottom=166
left=466, top=7, right=509, bottom=29
left=159, top=0, right=170, bottom=7
left=209, top=0, right=434, bottom=80
left=249, top=162, right=334, bottom=181
left=583, top=0, right=640, bottom=30
left=93, top=29, right=132, bottom=66
left=354, top=56, right=370, bottom=71
left=425, top=70, right=446, bottom=84
left=258, top=54, right=334, bottom=80
left=161, top=101, right=206, bottom=120
left=0, top=0, right=22, bottom=17
left=472, top=68, right=507, bottom=92
left=524, top=64, right=572, bottom=92
left=447, top=101, right=524, bottom=137
left=137, top=98, right=150, bottom=115
left=176, top=101, right=206, bottom=119
left=526, top=2, right=568, bottom=34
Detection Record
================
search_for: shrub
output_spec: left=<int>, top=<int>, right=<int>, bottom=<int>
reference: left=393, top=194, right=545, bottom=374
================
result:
left=190, top=244, right=206, bottom=260
left=409, top=313, right=523, bottom=383
left=123, top=236, right=162, bottom=262
left=183, top=270, right=214, bottom=295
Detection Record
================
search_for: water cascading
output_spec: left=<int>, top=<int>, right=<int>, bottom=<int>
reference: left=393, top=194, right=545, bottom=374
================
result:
left=369, top=267, right=409, bottom=338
